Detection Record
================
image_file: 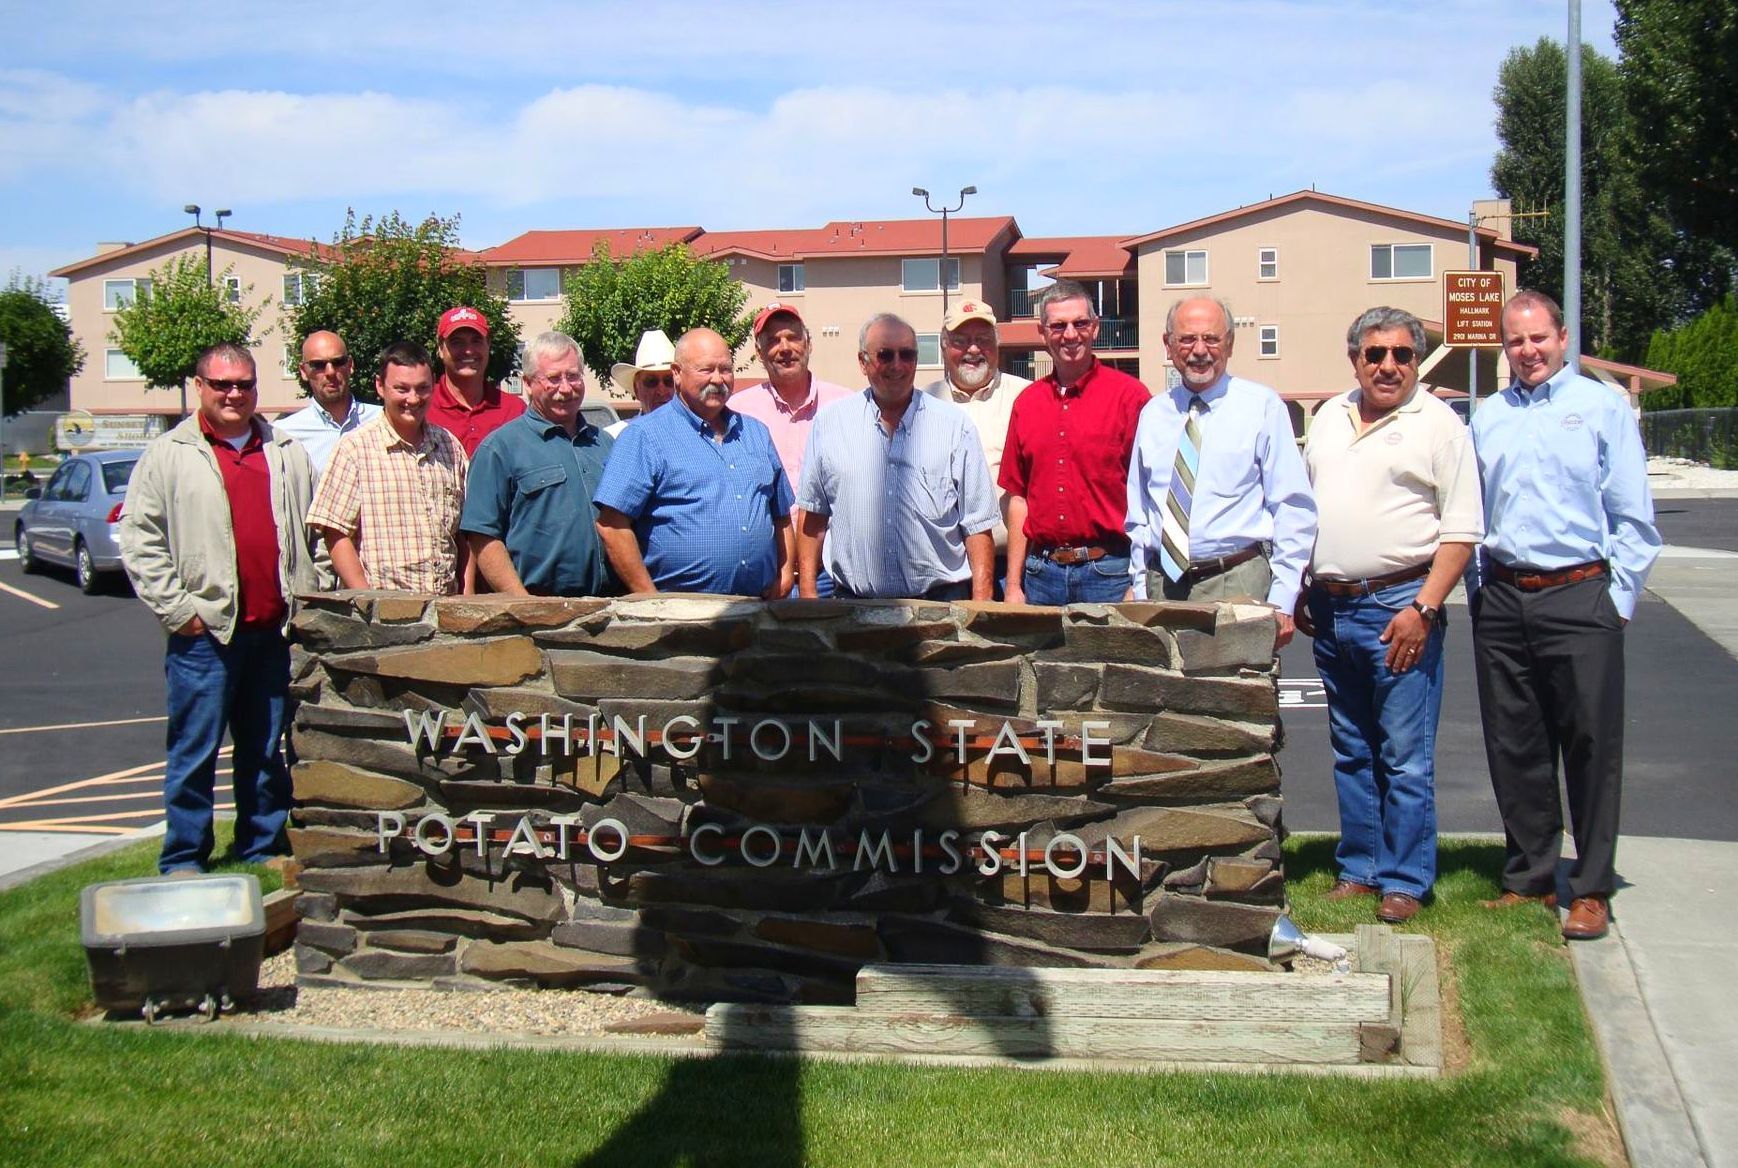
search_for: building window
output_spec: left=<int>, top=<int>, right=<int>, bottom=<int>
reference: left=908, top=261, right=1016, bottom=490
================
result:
left=1258, top=324, right=1280, bottom=358
left=223, top=275, right=242, bottom=304
left=777, top=264, right=805, bottom=294
left=1258, top=247, right=1278, bottom=280
left=1163, top=249, right=1208, bottom=286
left=105, top=349, right=142, bottom=380
left=1371, top=243, right=1432, bottom=280
left=103, top=278, right=150, bottom=311
left=917, top=332, right=941, bottom=367
left=507, top=267, right=562, bottom=301
left=283, top=344, right=298, bottom=377
left=283, top=271, right=316, bottom=306
left=901, top=257, right=960, bottom=293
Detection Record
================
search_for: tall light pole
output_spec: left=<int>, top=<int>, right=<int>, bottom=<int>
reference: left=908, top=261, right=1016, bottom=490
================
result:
left=1565, top=0, right=1583, bottom=368
left=184, top=204, right=209, bottom=286
left=0, top=339, right=9, bottom=504
left=913, top=185, right=976, bottom=324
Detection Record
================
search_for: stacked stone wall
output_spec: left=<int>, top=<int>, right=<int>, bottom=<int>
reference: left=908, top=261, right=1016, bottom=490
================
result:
left=287, top=593, right=1286, bottom=1002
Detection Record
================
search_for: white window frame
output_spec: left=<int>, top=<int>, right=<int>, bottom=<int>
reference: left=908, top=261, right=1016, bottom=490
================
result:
left=777, top=263, right=805, bottom=294
left=1257, top=247, right=1279, bottom=281
left=1163, top=249, right=1209, bottom=287
left=901, top=257, right=960, bottom=293
left=507, top=267, right=562, bottom=302
left=1370, top=243, right=1433, bottom=281
left=1258, top=324, right=1280, bottom=359
left=223, top=275, right=242, bottom=305
left=104, top=348, right=143, bottom=380
left=103, top=278, right=150, bottom=312
left=916, top=332, right=942, bottom=367
left=283, top=271, right=316, bottom=307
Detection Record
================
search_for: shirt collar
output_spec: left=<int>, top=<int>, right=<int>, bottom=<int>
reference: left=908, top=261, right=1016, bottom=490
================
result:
left=435, top=374, right=498, bottom=415
left=1347, top=384, right=1426, bottom=419
left=943, top=371, right=1000, bottom=403
left=669, top=392, right=738, bottom=439
left=197, top=412, right=264, bottom=450
left=1507, top=362, right=1572, bottom=404
left=375, top=413, right=430, bottom=453
left=1051, top=357, right=1102, bottom=398
left=525, top=404, right=597, bottom=442
left=1170, top=373, right=1230, bottom=412
left=765, top=374, right=818, bottom=415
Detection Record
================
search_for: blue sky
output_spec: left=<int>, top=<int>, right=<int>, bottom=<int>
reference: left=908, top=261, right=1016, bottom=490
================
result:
left=0, top=0, right=1619, bottom=288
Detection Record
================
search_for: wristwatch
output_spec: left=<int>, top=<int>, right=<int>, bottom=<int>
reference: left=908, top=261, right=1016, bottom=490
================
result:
left=1411, top=601, right=1439, bottom=624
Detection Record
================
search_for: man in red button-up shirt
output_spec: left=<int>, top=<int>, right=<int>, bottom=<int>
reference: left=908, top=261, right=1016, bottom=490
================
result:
left=1000, top=280, right=1152, bottom=606
left=425, top=305, right=524, bottom=456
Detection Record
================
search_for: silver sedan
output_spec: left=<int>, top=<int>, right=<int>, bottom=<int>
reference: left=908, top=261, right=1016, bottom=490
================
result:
left=14, top=450, right=140, bottom=594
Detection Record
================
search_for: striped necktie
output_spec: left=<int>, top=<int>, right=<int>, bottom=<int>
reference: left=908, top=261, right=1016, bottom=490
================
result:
left=1158, top=394, right=1206, bottom=583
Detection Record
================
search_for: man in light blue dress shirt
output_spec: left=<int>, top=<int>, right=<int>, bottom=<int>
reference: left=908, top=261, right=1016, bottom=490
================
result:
left=273, top=331, right=381, bottom=474
left=796, top=314, right=997, bottom=600
left=1126, top=297, right=1316, bottom=647
left=1469, top=290, right=1660, bottom=941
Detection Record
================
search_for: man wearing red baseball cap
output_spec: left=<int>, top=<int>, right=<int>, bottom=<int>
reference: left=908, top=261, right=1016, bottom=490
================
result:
left=730, top=302, right=852, bottom=595
left=427, top=305, right=524, bottom=456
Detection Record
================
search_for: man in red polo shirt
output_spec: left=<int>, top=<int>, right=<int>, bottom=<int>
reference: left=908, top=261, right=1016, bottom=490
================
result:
left=1001, top=279, right=1152, bottom=605
left=120, top=342, right=318, bottom=873
left=426, top=305, right=524, bottom=455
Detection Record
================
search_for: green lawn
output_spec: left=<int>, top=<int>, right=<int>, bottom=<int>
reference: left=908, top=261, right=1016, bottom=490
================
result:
left=0, top=835, right=1614, bottom=1168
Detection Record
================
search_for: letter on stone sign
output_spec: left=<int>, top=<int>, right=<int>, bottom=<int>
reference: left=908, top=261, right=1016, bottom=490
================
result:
left=505, top=814, right=549, bottom=858
left=985, top=720, right=1031, bottom=765
left=376, top=812, right=405, bottom=853
left=404, top=709, right=449, bottom=751
left=908, top=718, right=934, bottom=764
left=662, top=715, right=703, bottom=760
left=504, top=711, right=529, bottom=756
left=793, top=828, right=836, bottom=869
left=937, top=829, right=963, bottom=874
left=978, top=830, right=1005, bottom=876
left=1081, top=720, right=1112, bottom=767
left=452, top=712, right=497, bottom=754
left=808, top=719, right=842, bottom=763
left=689, top=822, right=726, bottom=866
left=855, top=829, right=897, bottom=872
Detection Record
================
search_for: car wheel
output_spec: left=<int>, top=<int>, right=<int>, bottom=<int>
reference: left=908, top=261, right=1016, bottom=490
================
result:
left=76, top=540, right=101, bottom=594
left=16, top=526, right=41, bottom=574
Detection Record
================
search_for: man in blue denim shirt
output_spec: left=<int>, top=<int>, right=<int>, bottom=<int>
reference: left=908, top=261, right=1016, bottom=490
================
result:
left=462, top=331, right=614, bottom=597
left=593, top=328, right=795, bottom=597
left=1298, top=307, right=1484, bottom=925
left=1468, top=290, right=1659, bottom=941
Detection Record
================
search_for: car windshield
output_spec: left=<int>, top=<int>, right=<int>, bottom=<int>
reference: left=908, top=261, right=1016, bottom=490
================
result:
left=101, top=459, right=139, bottom=494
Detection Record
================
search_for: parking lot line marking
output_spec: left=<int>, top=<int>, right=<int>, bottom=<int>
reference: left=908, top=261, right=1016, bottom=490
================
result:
left=0, top=760, right=167, bottom=809
left=9, top=790, right=167, bottom=806
left=1, top=805, right=230, bottom=827
left=0, top=823, right=136, bottom=835
left=0, top=580, right=59, bottom=610
left=0, top=715, right=167, bottom=737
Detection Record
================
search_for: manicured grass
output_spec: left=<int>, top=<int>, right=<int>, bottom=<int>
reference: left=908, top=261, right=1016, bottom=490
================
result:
left=0, top=835, right=1611, bottom=1168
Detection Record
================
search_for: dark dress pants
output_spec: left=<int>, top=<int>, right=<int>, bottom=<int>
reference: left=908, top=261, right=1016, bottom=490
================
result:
left=1471, top=576, right=1625, bottom=900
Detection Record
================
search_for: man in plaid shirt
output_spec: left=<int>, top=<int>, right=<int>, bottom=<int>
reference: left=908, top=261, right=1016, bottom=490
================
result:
left=308, top=341, right=470, bottom=595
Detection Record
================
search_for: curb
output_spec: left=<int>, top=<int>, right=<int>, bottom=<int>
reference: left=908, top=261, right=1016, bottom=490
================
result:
left=0, top=829, right=160, bottom=894
left=1571, top=924, right=1709, bottom=1168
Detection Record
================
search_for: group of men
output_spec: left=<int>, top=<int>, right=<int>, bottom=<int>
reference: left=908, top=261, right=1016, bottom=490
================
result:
left=120, top=283, right=1654, bottom=948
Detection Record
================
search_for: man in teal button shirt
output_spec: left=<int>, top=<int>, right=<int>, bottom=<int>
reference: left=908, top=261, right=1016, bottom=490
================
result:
left=461, top=331, right=615, bottom=597
left=1469, top=290, right=1660, bottom=941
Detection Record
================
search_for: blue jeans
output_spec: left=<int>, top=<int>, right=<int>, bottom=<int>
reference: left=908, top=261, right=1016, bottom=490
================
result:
left=1307, top=580, right=1444, bottom=899
left=1021, top=552, right=1130, bottom=606
left=161, top=628, right=293, bottom=873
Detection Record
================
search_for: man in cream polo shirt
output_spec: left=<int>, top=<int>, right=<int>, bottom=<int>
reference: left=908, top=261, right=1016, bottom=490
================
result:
left=1296, top=306, right=1483, bottom=926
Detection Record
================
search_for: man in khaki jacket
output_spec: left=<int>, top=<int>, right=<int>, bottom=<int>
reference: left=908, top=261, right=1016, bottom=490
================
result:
left=121, top=342, right=318, bottom=874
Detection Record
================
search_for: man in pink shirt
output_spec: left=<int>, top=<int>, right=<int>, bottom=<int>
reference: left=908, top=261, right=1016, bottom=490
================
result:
left=729, top=303, right=852, bottom=596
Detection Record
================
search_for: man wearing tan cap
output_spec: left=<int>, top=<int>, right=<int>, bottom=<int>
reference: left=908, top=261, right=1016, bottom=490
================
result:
left=605, top=329, right=678, bottom=438
left=730, top=302, right=852, bottom=595
left=426, top=305, right=524, bottom=456
left=922, top=300, right=1030, bottom=564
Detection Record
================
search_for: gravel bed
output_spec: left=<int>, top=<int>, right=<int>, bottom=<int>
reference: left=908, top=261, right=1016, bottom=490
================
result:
left=238, top=950, right=704, bottom=1037
left=1648, top=456, right=1738, bottom=488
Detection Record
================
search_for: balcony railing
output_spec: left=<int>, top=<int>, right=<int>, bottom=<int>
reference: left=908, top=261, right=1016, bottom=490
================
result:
left=1097, top=318, right=1138, bottom=349
left=1008, top=288, right=1037, bottom=318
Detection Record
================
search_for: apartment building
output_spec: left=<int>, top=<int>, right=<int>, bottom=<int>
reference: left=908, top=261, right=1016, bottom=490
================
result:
left=49, top=189, right=1671, bottom=426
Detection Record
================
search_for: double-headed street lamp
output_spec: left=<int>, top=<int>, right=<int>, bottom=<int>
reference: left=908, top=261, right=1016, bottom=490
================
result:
left=184, top=203, right=232, bottom=286
left=913, top=185, right=976, bottom=324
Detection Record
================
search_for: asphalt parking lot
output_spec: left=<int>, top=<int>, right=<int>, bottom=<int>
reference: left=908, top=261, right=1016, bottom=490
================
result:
left=3, top=498, right=1736, bottom=841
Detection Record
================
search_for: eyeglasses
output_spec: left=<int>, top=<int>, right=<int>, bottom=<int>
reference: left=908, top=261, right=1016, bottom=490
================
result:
left=636, top=373, right=675, bottom=389
left=1042, top=318, right=1096, bottom=337
left=945, top=333, right=995, bottom=351
left=870, top=347, right=919, bottom=365
left=534, top=372, right=587, bottom=387
left=1170, top=334, right=1225, bottom=350
left=1362, top=346, right=1417, bottom=366
left=304, top=356, right=350, bottom=372
left=203, top=378, right=257, bottom=392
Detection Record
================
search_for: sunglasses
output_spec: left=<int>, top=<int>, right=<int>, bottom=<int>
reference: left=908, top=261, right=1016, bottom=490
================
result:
left=204, top=378, right=258, bottom=392
left=637, top=373, right=675, bottom=389
left=304, top=356, right=350, bottom=372
left=870, top=347, right=919, bottom=365
left=1362, top=345, right=1417, bottom=365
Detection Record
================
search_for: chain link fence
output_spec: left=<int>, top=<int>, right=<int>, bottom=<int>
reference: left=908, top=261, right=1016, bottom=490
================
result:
left=1639, top=408, right=1738, bottom=470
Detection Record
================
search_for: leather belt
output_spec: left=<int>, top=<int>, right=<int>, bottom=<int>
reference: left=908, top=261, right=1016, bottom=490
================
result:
left=1489, top=559, right=1608, bottom=591
left=1174, top=544, right=1264, bottom=586
left=1311, top=560, right=1433, bottom=598
left=1037, top=543, right=1126, bottom=566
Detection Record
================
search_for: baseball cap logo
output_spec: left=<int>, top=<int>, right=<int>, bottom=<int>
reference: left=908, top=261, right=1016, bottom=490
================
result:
left=451, top=308, right=478, bottom=322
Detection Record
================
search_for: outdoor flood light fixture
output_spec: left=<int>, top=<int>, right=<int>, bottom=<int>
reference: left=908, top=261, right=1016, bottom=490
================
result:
left=80, top=873, right=266, bottom=1023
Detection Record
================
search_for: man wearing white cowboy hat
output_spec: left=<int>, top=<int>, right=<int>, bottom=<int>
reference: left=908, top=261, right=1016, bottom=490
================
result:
left=731, top=302, right=852, bottom=595
left=606, top=329, right=678, bottom=438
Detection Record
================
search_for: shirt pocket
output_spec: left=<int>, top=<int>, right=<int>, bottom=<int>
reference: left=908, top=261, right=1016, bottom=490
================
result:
left=908, top=468, right=960, bottom=525
left=514, top=463, right=569, bottom=497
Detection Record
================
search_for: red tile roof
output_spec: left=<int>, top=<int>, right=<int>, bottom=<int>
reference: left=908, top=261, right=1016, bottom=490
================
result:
left=1120, top=190, right=1539, bottom=261
left=692, top=217, right=1019, bottom=261
left=1006, top=235, right=1134, bottom=279
left=480, top=227, right=704, bottom=265
left=50, top=227, right=327, bottom=277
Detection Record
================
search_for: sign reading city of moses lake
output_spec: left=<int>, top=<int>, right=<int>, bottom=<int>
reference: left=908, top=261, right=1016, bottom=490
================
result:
left=286, top=592, right=1286, bottom=1003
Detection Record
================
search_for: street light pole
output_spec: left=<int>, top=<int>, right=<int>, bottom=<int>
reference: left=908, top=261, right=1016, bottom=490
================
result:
left=1565, top=0, right=1583, bottom=368
left=0, top=339, right=9, bottom=504
left=913, top=185, right=977, bottom=325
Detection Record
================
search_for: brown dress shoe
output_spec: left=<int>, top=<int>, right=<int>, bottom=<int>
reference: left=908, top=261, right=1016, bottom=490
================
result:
left=1325, top=880, right=1380, bottom=901
left=1480, top=890, right=1559, bottom=909
left=1377, top=892, right=1421, bottom=924
left=1562, top=896, right=1611, bottom=940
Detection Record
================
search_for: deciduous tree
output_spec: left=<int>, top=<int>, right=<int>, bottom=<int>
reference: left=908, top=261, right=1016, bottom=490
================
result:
left=110, top=253, right=263, bottom=398
left=0, top=274, right=84, bottom=415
